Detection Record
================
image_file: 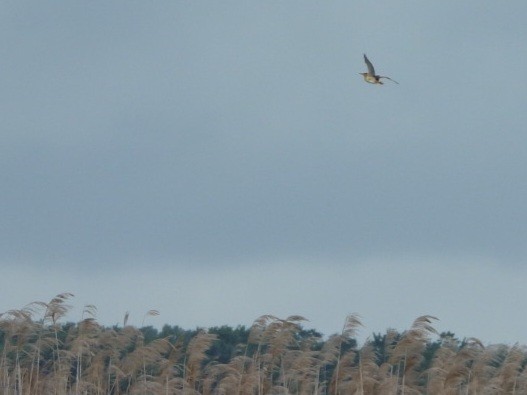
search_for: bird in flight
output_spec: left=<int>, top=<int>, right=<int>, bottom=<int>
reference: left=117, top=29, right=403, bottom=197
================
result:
left=360, top=54, right=399, bottom=85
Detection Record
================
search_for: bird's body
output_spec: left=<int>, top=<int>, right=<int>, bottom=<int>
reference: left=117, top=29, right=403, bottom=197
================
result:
left=360, top=54, right=398, bottom=85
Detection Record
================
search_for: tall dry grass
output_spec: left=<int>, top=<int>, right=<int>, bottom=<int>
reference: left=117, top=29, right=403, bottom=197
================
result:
left=0, top=293, right=526, bottom=394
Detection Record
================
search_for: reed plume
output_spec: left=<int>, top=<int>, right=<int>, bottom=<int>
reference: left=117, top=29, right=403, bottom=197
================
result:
left=1, top=294, right=526, bottom=394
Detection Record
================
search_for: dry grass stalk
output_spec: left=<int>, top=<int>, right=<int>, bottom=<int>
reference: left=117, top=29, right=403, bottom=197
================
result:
left=326, top=313, right=362, bottom=395
left=185, top=331, right=217, bottom=391
left=2, top=295, right=527, bottom=394
left=387, top=315, right=438, bottom=394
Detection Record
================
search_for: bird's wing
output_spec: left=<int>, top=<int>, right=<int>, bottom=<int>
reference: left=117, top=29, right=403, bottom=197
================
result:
left=363, top=54, right=375, bottom=75
left=379, top=76, right=399, bottom=84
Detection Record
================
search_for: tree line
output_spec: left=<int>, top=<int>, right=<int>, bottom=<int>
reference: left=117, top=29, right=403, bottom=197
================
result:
left=1, top=293, right=525, bottom=394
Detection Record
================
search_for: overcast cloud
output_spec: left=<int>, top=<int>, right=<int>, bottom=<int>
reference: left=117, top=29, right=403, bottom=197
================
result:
left=1, top=2, right=527, bottom=344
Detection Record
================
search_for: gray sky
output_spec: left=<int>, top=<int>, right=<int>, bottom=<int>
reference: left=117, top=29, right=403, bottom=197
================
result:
left=2, top=2, right=527, bottom=343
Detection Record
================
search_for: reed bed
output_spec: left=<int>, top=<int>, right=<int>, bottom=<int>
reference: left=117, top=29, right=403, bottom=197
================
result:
left=0, top=293, right=526, bottom=394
